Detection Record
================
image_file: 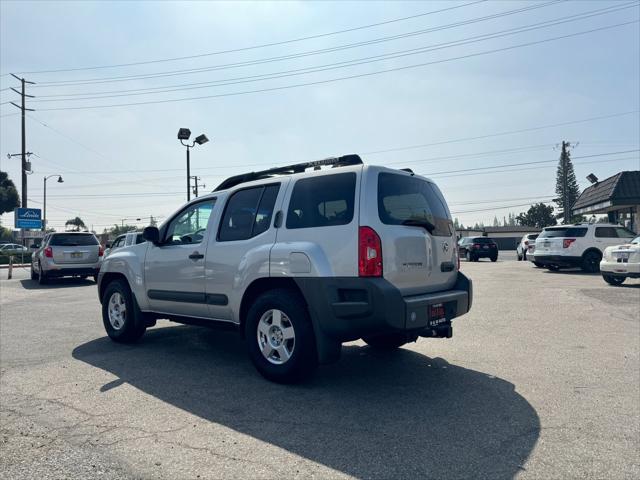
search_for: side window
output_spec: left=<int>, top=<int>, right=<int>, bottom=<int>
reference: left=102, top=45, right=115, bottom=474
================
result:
left=113, top=237, right=125, bottom=248
left=595, top=227, right=616, bottom=238
left=218, top=184, right=280, bottom=242
left=165, top=200, right=215, bottom=245
left=286, top=173, right=356, bottom=229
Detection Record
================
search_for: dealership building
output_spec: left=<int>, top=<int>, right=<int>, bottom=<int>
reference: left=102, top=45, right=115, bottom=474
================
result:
left=572, top=171, right=640, bottom=233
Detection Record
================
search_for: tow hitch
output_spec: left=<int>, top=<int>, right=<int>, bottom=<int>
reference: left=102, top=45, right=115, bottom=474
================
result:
left=420, top=323, right=453, bottom=338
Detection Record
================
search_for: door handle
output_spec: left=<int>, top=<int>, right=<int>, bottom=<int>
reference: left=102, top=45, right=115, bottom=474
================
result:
left=189, top=252, right=204, bottom=260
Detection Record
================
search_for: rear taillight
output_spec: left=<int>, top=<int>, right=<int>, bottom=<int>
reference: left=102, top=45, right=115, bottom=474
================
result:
left=473, top=244, right=481, bottom=249
left=358, top=226, right=382, bottom=277
left=524, top=240, right=529, bottom=246
left=99, top=245, right=105, bottom=257
left=44, top=246, right=53, bottom=258
left=563, top=238, right=576, bottom=248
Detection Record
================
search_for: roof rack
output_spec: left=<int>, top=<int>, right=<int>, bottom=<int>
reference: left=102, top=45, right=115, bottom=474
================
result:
left=213, top=154, right=362, bottom=191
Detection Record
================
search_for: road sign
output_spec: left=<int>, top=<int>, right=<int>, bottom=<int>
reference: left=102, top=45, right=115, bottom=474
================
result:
left=14, top=207, right=42, bottom=229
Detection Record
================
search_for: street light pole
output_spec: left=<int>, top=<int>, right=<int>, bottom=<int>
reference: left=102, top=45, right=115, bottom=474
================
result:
left=178, top=128, right=209, bottom=203
left=43, top=174, right=63, bottom=231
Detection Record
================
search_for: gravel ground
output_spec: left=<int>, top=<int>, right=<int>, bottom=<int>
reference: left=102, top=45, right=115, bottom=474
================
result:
left=1, top=256, right=638, bottom=479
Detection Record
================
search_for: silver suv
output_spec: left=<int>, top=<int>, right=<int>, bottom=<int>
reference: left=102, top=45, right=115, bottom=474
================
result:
left=31, top=232, right=103, bottom=284
left=98, top=156, right=473, bottom=383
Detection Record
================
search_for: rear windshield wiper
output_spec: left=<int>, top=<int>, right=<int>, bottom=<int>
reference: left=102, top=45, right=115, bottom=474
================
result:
left=402, top=218, right=436, bottom=233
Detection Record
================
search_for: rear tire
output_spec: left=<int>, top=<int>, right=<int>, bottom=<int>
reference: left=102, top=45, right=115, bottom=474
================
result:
left=603, top=275, right=625, bottom=286
left=363, top=333, right=408, bottom=350
left=517, top=253, right=522, bottom=261
left=490, top=256, right=498, bottom=262
left=38, top=263, right=48, bottom=285
left=31, top=265, right=38, bottom=280
left=101, top=279, right=146, bottom=343
left=533, top=262, right=544, bottom=268
left=581, top=251, right=602, bottom=273
left=465, top=251, right=472, bottom=262
left=245, top=289, right=318, bottom=384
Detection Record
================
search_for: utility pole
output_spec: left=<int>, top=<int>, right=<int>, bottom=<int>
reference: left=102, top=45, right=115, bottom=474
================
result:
left=9, top=74, right=35, bottom=208
left=191, top=176, right=205, bottom=198
left=561, top=141, right=568, bottom=224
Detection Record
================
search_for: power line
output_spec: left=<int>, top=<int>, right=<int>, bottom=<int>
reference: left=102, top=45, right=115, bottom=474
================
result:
left=4, top=1, right=486, bottom=76
left=33, top=1, right=613, bottom=103
left=30, top=20, right=640, bottom=112
left=29, top=0, right=566, bottom=90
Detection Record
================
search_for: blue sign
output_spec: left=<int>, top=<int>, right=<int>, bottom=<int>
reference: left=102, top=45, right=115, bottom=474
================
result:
left=14, top=208, right=42, bottom=229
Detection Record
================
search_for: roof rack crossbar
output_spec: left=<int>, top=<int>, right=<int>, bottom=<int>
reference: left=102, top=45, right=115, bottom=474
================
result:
left=213, top=154, right=362, bottom=191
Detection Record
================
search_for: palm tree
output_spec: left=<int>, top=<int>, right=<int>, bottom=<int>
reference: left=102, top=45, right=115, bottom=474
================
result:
left=65, top=217, right=87, bottom=232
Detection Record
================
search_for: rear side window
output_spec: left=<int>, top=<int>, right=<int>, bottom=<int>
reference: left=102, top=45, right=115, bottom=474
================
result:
left=219, top=184, right=280, bottom=241
left=286, top=173, right=356, bottom=229
left=378, top=173, right=452, bottom=236
left=528, top=234, right=539, bottom=240
left=49, top=234, right=98, bottom=246
left=539, top=227, right=588, bottom=238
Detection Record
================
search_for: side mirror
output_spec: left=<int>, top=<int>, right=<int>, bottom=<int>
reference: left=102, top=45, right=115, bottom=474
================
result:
left=105, top=243, right=112, bottom=249
left=31, top=243, right=40, bottom=249
left=143, top=226, right=160, bottom=244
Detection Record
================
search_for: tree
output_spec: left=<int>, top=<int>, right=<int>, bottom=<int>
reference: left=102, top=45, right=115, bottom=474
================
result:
left=104, top=224, right=137, bottom=237
left=554, top=142, right=581, bottom=223
left=0, top=170, right=20, bottom=215
left=65, top=217, right=87, bottom=231
left=453, top=217, right=465, bottom=230
left=516, top=203, right=557, bottom=229
left=492, top=216, right=499, bottom=227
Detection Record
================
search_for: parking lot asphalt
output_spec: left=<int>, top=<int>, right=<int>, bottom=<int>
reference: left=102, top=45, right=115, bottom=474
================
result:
left=1, top=254, right=638, bottom=480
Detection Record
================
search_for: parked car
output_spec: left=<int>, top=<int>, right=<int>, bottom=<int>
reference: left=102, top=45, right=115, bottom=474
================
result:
left=458, top=236, right=498, bottom=262
left=98, top=155, right=473, bottom=383
left=600, top=235, right=640, bottom=285
left=0, top=243, right=29, bottom=256
left=534, top=223, right=636, bottom=273
left=516, top=233, right=538, bottom=261
left=104, top=232, right=145, bottom=257
left=31, top=232, right=104, bottom=284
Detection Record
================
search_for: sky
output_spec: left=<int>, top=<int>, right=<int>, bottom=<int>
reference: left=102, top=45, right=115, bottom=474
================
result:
left=1, top=0, right=639, bottom=232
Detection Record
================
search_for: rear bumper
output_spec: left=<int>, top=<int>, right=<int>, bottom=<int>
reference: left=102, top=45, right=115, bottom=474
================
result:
left=466, top=249, right=497, bottom=258
left=294, top=272, right=472, bottom=343
left=600, top=260, right=640, bottom=277
left=41, top=263, right=100, bottom=277
left=534, top=255, right=582, bottom=268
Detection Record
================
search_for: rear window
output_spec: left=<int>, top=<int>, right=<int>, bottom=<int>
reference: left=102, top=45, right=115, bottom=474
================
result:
left=527, top=234, right=539, bottom=240
left=473, top=237, right=495, bottom=244
left=49, top=234, right=98, bottom=246
left=286, top=173, right=356, bottom=229
left=378, top=173, right=452, bottom=236
left=539, top=227, right=588, bottom=238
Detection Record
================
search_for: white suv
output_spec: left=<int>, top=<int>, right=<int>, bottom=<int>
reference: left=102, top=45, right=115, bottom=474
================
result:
left=97, top=156, right=472, bottom=383
left=534, top=223, right=636, bottom=273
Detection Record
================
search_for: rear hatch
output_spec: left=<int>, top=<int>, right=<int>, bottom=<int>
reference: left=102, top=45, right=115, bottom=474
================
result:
left=49, top=233, right=100, bottom=264
left=535, top=226, right=588, bottom=255
left=371, top=171, right=457, bottom=295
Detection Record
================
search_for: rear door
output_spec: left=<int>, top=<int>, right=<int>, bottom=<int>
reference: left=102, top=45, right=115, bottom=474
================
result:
left=361, top=169, right=457, bottom=295
left=49, top=233, right=100, bottom=264
left=536, top=227, right=588, bottom=255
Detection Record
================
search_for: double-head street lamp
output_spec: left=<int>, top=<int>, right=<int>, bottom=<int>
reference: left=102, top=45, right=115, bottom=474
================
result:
left=43, top=174, right=63, bottom=231
left=178, top=128, right=209, bottom=201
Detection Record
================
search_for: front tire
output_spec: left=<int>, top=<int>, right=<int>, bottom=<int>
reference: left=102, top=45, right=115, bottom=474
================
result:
left=581, top=251, right=602, bottom=273
left=245, top=289, right=318, bottom=384
left=101, top=279, right=146, bottom=343
left=602, top=275, right=625, bottom=286
left=363, top=333, right=408, bottom=350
